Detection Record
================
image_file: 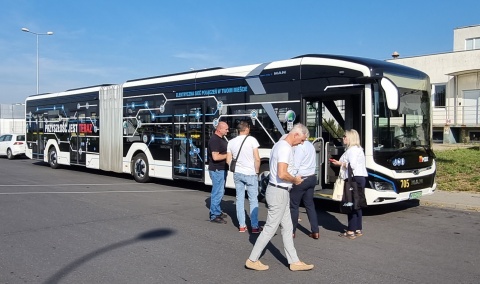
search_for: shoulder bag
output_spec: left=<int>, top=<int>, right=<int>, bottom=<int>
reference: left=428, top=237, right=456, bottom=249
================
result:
left=340, top=164, right=356, bottom=213
left=229, top=135, right=248, bottom=172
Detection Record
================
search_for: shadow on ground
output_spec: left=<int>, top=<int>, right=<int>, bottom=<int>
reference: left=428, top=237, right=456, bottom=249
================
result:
left=43, top=228, right=174, bottom=284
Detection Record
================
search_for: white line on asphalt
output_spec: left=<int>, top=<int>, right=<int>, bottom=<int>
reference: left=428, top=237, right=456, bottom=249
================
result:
left=0, top=183, right=136, bottom=187
left=0, top=189, right=195, bottom=195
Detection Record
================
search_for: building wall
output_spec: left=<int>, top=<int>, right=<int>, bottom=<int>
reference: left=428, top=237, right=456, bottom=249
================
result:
left=388, top=50, right=480, bottom=84
left=387, top=25, right=480, bottom=143
left=0, top=103, right=25, bottom=135
left=0, top=119, right=25, bottom=135
left=454, top=25, right=480, bottom=51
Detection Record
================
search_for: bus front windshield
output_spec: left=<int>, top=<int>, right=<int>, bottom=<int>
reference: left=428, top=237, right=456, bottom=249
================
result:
left=373, top=75, right=431, bottom=152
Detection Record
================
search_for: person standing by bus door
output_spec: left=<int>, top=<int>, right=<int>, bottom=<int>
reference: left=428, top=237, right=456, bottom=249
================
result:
left=208, top=121, right=229, bottom=224
left=227, top=121, right=261, bottom=233
left=330, top=129, right=368, bottom=239
left=290, top=137, right=319, bottom=239
left=245, top=123, right=314, bottom=271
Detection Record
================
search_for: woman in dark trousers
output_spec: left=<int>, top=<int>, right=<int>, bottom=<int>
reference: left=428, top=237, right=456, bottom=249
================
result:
left=331, top=129, right=368, bottom=239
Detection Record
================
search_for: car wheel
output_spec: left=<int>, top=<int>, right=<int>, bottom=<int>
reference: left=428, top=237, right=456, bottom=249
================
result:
left=48, top=147, right=60, bottom=169
left=7, top=148, right=14, bottom=160
left=132, top=153, right=150, bottom=183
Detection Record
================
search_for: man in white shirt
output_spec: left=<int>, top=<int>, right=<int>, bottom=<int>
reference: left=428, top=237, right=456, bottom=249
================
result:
left=245, top=123, right=314, bottom=272
left=227, top=121, right=261, bottom=233
left=290, top=139, right=319, bottom=239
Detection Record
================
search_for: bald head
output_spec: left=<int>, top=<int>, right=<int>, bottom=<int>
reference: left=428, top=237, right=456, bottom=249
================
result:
left=215, top=121, right=229, bottom=137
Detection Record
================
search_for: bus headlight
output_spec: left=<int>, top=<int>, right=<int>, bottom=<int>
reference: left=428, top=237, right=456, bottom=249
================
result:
left=373, top=181, right=395, bottom=192
left=369, top=174, right=396, bottom=192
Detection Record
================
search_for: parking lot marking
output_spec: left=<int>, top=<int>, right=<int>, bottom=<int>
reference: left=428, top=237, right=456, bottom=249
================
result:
left=0, top=184, right=197, bottom=195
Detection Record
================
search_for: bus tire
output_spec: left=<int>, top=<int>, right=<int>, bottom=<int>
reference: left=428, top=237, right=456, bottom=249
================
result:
left=132, top=153, right=150, bottom=183
left=257, top=163, right=270, bottom=203
left=48, top=147, right=60, bottom=169
left=7, top=148, right=14, bottom=160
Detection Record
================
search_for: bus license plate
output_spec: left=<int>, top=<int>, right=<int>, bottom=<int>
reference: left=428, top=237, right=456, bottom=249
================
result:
left=409, top=191, right=422, bottom=200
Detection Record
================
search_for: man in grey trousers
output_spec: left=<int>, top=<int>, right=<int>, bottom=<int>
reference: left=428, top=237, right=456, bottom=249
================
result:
left=245, top=123, right=314, bottom=271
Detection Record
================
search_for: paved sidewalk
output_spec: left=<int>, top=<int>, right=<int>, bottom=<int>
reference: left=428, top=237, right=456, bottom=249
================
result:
left=420, top=190, right=480, bottom=212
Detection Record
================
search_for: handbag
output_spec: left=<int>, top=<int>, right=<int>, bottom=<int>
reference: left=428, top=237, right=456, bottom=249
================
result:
left=229, top=135, right=248, bottom=172
left=332, top=168, right=344, bottom=201
left=340, top=164, right=356, bottom=214
left=340, top=163, right=367, bottom=213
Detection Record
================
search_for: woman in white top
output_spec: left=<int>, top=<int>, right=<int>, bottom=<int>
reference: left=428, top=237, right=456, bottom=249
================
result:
left=331, top=129, right=368, bottom=239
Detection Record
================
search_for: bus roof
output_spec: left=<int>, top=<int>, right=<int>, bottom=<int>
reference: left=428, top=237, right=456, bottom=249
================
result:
left=294, top=54, right=428, bottom=79
left=26, top=54, right=428, bottom=98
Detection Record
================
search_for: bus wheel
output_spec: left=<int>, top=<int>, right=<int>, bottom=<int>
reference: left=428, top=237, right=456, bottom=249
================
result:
left=7, top=148, right=14, bottom=160
left=257, top=164, right=269, bottom=203
left=132, top=153, right=150, bottom=183
left=48, top=147, right=60, bottom=169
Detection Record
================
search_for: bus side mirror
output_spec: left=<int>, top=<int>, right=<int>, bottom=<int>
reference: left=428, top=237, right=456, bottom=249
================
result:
left=380, top=78, right=399, bottom=110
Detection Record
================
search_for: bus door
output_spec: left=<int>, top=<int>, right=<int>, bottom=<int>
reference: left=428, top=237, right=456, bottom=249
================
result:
left=304, top=97, right=346, bottom=189
left=304, top=94, right=362, bottom=189
left=28, top=115, right=45, bottom=160
left=70, top=113, right=88, bottom=165
left=172, top=101, right=205, bottom=181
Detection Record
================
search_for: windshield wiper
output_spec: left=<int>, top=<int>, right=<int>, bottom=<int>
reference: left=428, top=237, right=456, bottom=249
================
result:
left=388, top=144, right=435, bottom=162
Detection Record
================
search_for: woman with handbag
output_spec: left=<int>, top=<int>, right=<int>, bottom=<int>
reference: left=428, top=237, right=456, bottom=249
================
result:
left=330, top=129, right=368, bottom=239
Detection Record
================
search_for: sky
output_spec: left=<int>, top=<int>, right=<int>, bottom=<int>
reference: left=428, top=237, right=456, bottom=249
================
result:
left=0, top=0, right=479, bottom=104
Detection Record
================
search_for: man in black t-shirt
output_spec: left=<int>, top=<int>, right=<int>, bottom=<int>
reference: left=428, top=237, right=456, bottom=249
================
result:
left=207, top=121, right=229, bottom=223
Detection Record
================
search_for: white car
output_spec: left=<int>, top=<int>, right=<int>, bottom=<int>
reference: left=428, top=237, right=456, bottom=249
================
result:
left=0, top=134, right=26, bottom=159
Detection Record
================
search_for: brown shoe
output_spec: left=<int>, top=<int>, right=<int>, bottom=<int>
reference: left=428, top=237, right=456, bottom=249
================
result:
left=339, top=232, right=356, bottom=239
left=210, top=217, right=227, bottom=224
left=290, top=261, right=314, bottom=271
left=245, top=259, right=269, bottom=271
left=308, top=232, right=320, bottom=239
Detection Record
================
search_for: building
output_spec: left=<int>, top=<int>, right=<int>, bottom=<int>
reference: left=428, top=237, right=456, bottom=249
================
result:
left=387, top=24, right=480, bottom=144
left=0, top=103, right=26, bottom=135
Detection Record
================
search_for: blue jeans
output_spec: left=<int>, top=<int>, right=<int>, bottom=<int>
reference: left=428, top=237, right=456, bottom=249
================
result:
left=209, top=170, right=226, bottom=220
left=234, top=173, right=259, bottom=228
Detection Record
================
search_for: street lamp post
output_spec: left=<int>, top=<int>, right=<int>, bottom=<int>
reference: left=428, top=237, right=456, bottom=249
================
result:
left=21, top=27, right=53, bottom=95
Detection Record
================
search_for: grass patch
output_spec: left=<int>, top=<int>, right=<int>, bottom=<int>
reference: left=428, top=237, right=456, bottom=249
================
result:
left=435, top=147, right=480, bottom=192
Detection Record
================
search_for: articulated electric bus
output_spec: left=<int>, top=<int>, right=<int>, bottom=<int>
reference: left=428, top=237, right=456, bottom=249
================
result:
left=25, top=54, right=436, bottom=205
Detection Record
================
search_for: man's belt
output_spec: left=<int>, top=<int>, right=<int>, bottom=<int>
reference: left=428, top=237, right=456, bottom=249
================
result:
left=301, top=174, right=316, bottom=179
left=268, top=182, right=290, bottom=191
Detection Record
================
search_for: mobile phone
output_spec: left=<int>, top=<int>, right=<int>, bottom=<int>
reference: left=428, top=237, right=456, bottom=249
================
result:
left=329, top=158, right=335, bottom=162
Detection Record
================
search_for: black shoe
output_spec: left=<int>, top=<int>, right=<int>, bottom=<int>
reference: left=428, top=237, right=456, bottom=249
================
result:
left=219, top=212, right=228, bottom=218
left=210, top=216, right=227, bottom=224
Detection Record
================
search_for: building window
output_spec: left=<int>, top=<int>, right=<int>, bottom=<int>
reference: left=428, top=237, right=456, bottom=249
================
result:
left=465, top=37, right=480, bottom=50
left=432, top=130, right=443, bottom=143
left=433, top=84, right=446, bottom=108
left=470, top=131, right=480, bottom=142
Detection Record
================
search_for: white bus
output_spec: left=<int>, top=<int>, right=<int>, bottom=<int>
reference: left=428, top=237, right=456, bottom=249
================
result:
left=25, top=54, right=436, bottom=205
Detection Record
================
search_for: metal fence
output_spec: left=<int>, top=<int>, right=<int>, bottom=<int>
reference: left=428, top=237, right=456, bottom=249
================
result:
left=432, top=104, right=480, bottom=126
